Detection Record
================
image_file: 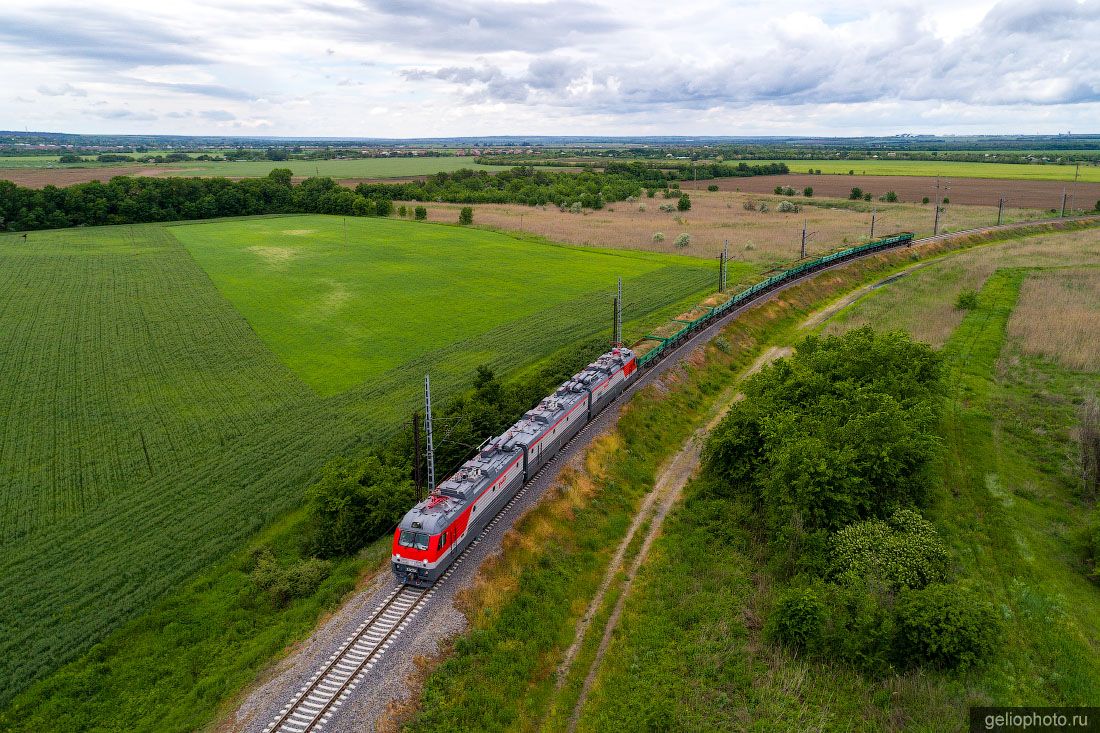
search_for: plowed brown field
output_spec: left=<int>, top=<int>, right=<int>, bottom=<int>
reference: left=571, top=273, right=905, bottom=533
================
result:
left=683, top=174, right=1100, bottom=211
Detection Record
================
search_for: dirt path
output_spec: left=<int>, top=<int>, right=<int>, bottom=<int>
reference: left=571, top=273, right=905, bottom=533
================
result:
left=560, top=257, right=955, bottom=728
left=560, top=346, right=789, bottom=732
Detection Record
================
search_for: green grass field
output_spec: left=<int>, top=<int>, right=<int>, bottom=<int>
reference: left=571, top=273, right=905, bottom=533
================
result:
left=0, top=216, right=722, bottom=709
left=173, top=216, right=706, bottom=394
left=0, top=155, right=512, bottom=178
left=765, top=158, right=1100, bottom=182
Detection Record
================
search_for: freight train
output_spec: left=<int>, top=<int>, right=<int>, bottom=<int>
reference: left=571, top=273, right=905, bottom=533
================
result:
left=392, top=231, right=914, bottom=586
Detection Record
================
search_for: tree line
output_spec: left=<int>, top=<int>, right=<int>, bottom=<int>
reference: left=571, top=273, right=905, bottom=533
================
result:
left=0, top=162, right=789, bottom=232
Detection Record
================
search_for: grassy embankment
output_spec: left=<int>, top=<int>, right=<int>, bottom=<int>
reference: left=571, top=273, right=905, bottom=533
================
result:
left=0, top=216, right=720, bottom=729
left=575, top=240, right=1100, bottom=729
left=394, top=220, right=1100, bottom=731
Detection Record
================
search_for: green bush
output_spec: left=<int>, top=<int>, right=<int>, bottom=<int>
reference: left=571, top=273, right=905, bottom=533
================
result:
left=955, top=289, right=979, bottom=310
left=249, top=549, right=332, bottom=607
left=458, top=206, right=473, bottom=225
left=414, top=205, right=427, bottom=220
left=397, top=204, right=408, bottom=217
left=305, top=454, right=415, bottom=557
left=922, top=196, right=930, bottom=204
left=803, top=186, right=813, bottom=197
left=774, top=186, right=784, bottom=195
left=674, top=233, right=692, bottom=248
left=705, top=327, right=943, bottom=536
left=883, top=191, right=898, bottom=203
left=677, top=193, right=692, bottom=212
left=767, top=587, right=825, bottom=652
left=707, top=184, right=719, bottom=192
left=849, top=187, right=863, bottom=200
left=830, top=509, right=949, bottom=590
left=894, top=584, right=1001, bottom=671
left=822, top=584, right=897, bottom=674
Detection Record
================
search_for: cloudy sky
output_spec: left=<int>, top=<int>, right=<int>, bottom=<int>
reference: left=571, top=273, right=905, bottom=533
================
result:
left=2, top=0, right=1098, bottom=137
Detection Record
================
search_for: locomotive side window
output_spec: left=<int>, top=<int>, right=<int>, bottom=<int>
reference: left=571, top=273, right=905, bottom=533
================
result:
left=438, top=533, right=448, bottom=551
left=399, top=530, right=430, bottom=550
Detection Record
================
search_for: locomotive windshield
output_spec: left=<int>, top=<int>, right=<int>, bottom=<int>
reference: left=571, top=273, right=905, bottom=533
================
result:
left=398, top=530, right=430, bottom=550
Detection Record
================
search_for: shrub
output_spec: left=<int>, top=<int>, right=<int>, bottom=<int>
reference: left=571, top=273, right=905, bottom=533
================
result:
left=848, top=169, right=855, bottom=175
left=707, top=184, right=719, bottom=192
left=705, top=327, right=943, bottom=536
left=250, top=549, right=332, bottom=608
left=458, top=206, right=473, bottom=225
left=767, top=587, right=825, bottom=652
left=375, top=199, right=394, bottom=217
left=663, top=189, right=677, bottom=199
left=58, top=154, right=83, bottom=164
left=822, top=584, right=897, bottom=674
left=306, top=454, right=415, bottom=557
left=670, top=182, right=680, bottom=190
left=803, top=186, right=813, bottom=197
left=637, top=203, right=647, bottom=212
left=894, top=584, right=1002, bottom=671
left=674, top=233, right=692, bottom=248
left=777, top=200, right=800, bottom=213
left=743, top=199, right=756, bottom=211
left=658, top=203, right=676, bottom=213
left=1095, top=199, right=1100, bottom=211
left=922, top=196, right=930, bottom=204
left=815, top=169, right=822, bottom=175
left=830, top=509, right=949, bottom=590
left=413, top=205, right=427, bottom=220
left=807, top=168, right=814, bottom=174
left=883, top=191, right=898, bottom=203
left=774, top=186, right=784, bottom=195
left=652, top=232, right=665, bottom=243
left=569, top=201, right=583, bottom=214
left=646, top=188, right=656, bottom=198
left=955, top=289, right=979, bottom=310
left=849, top=187, right=863, bottom=200
left=783, top=186, right=796, bottom=196
left=942, top=197, right=950, bottom=205
left=758, top=202, right=769, bottom=212
left=677, top=194, right=692, bottom=212
left=397, top=204, right=407, bottom=217
left=863, top=193, right=872, bottom=201
left=1082, top=515, right=1100, bottom=582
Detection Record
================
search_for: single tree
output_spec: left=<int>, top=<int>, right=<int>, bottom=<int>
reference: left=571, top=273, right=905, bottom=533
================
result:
left=458, top=206, right=473, bottom=225
left=414, top=205, right=427, bottom=221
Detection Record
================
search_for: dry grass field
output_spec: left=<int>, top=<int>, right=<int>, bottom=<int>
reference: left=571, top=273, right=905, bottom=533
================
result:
left=683, top=173, right=1100, bottom=209
left=1008, top=269, right=1100, bottom=372
left=416, top=190, right=1047, bottom=270
left=823, top=227, right=1100, bottom=347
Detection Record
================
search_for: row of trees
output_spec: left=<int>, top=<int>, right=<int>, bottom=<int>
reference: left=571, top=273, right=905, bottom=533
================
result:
left=1, top=163, right=788, bottom=232
left=704, top=327, right=1001, bottom=673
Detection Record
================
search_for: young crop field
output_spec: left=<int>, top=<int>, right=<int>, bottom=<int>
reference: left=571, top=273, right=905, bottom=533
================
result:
left=0, top=156, right=514, bottom=188
left=172, top=216, right=711, bottom=395
left=418, top=190, right=1048, bottom=270
left=0, top=216, right=722, bottom=706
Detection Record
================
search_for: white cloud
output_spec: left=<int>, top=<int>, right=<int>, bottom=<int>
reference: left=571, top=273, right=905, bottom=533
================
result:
left=0, top=0, right=1095, bottom=136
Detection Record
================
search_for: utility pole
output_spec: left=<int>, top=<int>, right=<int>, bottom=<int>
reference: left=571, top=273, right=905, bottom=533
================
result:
left=412, top=411, right=422, bottom=502
left=997, top=194, right=1005, bottom=226
left=870, top=207, right=876, bottom=240
left=424, top=374, right=435, bottom=493
left=613, top=276, right=623, bottom=346
left=932, top=178, right=950, bottom=236
left=1061, top=188, right=1068, bottom=218
left=719, top=240, right=728, bottom=292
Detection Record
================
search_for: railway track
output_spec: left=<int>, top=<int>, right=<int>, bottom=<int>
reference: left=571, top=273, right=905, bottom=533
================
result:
left=261, top=215, right=1097, bottom=733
